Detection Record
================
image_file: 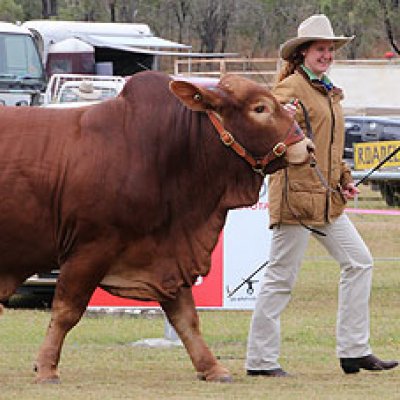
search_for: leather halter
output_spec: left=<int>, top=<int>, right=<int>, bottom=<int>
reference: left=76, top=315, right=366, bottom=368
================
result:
left=207, top=110, right=305, bottom=176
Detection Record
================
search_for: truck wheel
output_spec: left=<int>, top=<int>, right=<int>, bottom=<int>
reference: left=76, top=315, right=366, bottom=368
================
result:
left=0, top=299, right=9, bottom=308
left=383, top=183, right=395, bottom=206
left=379, top=182, right=386, bottom=197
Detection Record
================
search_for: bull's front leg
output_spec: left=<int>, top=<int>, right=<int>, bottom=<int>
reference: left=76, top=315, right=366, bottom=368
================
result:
left=160, top=286, right=232, bottom=382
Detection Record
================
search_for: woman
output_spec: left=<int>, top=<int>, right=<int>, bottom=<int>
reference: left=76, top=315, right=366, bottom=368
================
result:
left=245, top=14, right=398, bottom=377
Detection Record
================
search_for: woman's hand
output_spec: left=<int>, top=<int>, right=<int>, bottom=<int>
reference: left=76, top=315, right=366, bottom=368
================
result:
left=341, top=182, right=360, bottom=200
left=283, top=102, right=297, bottom=117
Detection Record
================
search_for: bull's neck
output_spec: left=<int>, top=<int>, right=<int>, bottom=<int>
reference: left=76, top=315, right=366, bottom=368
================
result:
left=187, top=109, right=264, bottom=209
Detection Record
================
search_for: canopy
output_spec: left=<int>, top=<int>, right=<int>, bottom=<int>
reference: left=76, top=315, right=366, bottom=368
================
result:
left=23, top=20, right=191, bottom=61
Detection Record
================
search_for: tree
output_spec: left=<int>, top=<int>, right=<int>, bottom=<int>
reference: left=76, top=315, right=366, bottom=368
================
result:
left=378, top=0, right=400, bottom=54
left=56, top=0, right=108, bottom=21
left=117, top=0, right=139, bottom=22
left=190, top=0, right=236, bottom=53
left=10, top=0, right=400, bottom=59
left=166, top=0, right=191, bottom=43
left=317, top=0, right=383, bottom=59
left=14, top=0, right=42, bottom=20
left=247, top=0, right=321, bottom=57
left=0, top=0, right=24, bottom=22
left=41, top=0, right=57, bottom=18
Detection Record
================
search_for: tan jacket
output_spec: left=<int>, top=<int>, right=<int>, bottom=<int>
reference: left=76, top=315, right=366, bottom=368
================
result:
left=268, top=68, right=353, bottom=227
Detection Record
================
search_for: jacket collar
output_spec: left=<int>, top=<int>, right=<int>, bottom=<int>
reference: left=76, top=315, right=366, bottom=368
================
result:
left=297, top=66, right=343, bottom=98
left=300, top=64, right=333, bottom=90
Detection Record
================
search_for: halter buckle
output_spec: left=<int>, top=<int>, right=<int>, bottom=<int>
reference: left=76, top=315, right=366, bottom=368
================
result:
left=272, top=142, right=286, bottom=157
left=221, top=131, right=235, bottom=146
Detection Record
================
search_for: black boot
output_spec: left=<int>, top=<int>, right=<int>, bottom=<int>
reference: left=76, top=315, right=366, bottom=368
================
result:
left=247, top=368, right=290, bottom=377
left=340, top=354, right=398, bottom=374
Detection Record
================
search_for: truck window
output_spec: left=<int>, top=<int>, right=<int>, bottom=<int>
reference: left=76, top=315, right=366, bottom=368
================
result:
left=0, top=33, right=43, bottom=78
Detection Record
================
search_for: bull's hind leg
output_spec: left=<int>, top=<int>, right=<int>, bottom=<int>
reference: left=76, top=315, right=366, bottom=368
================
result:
left=34, top=245, right=114, bottom=383
left=160, top=286, right=232, bottom=382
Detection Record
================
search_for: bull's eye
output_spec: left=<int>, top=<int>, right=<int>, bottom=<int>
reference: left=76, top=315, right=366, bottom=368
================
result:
left=254, top=105, right=265, bottom=113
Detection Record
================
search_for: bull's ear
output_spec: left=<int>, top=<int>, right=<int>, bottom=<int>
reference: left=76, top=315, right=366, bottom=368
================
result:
left=169, top=80, right=222, bottom=111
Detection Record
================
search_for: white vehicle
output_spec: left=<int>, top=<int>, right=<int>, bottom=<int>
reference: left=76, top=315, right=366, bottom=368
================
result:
left=23, top=20, right=191, bottom=77
left=0, top=21, right=46, bottom=106
left=42, top=73, right=126, bottom=108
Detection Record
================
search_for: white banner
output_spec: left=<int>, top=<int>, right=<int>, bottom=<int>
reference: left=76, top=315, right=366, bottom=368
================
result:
left=223, top=179, right=271, bottom=309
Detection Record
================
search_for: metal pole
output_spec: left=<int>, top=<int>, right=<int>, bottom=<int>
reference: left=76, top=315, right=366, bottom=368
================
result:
left=163, top=316, right=180, bottom=342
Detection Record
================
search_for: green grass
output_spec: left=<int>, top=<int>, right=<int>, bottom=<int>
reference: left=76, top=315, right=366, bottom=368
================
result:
left=1, top=297, right=399, bottom=400
left=0, top=185, right=399, bottom=399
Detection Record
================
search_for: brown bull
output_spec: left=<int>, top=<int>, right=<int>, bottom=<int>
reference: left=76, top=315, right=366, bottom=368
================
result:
left=0, top=71, right=311, bottom=383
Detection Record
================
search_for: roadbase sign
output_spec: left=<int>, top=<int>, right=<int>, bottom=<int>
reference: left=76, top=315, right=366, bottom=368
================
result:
left=354, top=140, right=400, bottom=170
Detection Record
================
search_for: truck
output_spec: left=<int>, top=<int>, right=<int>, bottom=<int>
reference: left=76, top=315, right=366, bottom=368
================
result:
left=42, top=73, right=126, bottom=107
left=1, top=19, right=191, bottom=110
left=330, top=60, right=400, bottom=207
left=344, top=116, right=400, bottom=206
left=0, top=21, right=46, bottom=106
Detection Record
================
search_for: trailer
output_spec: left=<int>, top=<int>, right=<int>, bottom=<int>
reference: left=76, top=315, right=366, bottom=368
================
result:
left=22, top=20, right=192, bottom=77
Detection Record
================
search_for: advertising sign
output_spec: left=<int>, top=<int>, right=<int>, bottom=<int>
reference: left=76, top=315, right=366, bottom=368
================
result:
left=354, top=140, right=400, bottom=170
left=222, top=181, right=271, bottom=309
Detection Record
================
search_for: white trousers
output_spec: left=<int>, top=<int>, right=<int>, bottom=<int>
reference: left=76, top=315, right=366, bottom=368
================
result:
left=246, top=213, right=373, bottom=371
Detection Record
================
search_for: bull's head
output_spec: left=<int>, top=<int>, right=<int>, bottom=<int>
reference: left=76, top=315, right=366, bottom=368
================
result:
left=170, top=74, right=313, bottom=175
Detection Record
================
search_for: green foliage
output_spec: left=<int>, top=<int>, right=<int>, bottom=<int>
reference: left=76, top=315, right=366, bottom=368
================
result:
left=56, top=0, right=108, bottom=21
left=9, top=0, right=400, bottom=61
left=0, top=0, right=23, bottom=22
left=14, top=0, right=42, bottom=20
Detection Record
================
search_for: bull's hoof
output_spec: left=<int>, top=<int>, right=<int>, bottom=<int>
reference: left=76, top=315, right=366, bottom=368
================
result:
left=197, top=372, right=233, bottom=383
left=34, top=364, right=60, bottom=384
left=35, top=376, right=60, bottom=384
left=215, top=375, right=233, bottom=383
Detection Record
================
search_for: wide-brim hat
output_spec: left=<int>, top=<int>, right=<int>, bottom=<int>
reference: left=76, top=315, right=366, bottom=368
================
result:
left=72, top=81, right=102, bottom=101
left=280, top=14, right=354, bottom=61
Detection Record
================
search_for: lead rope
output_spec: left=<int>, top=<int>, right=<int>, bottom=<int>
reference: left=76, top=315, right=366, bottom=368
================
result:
left=283, top=168, right=326, bottom=236
left=283, top=98, right=335, bottom=236
left=296, top=99, right=340, bottom=194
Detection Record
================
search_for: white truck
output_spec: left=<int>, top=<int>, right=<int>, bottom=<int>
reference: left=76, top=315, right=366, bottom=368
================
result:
left=330, top=60, right=400, bottom=207
left=42, top=73, right=126, bottom=107
left=0, top=21, right=46, bottom=106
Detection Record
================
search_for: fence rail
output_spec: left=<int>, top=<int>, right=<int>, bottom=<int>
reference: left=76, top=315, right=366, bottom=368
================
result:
left=352, top=170, right=400, bottom=181
left=174, top=57, right=279, bottom=86
left=174, top=57, right=400, bottom=85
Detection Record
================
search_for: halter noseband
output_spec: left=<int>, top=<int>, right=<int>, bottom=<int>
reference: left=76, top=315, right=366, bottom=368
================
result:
left=207, top=110, right=305, bottom=176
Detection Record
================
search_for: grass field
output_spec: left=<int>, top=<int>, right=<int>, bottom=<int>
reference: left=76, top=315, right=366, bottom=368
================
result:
left=0, top=185, right=399, bottom=400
